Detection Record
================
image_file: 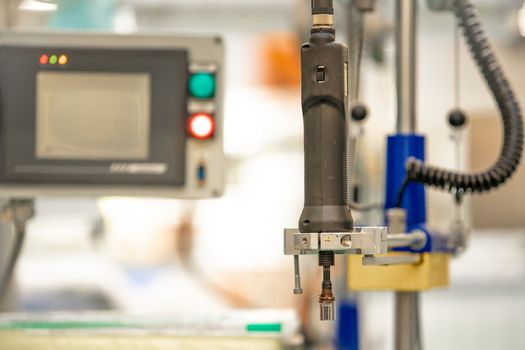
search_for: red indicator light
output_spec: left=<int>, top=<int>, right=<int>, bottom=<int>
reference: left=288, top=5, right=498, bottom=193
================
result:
left=188, top=113, right=215, bottom=139
left=39, top=54, right=49, bottom=65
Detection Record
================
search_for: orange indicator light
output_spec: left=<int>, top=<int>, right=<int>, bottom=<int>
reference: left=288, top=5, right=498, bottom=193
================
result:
left=58, top=55, right=68, bottom=65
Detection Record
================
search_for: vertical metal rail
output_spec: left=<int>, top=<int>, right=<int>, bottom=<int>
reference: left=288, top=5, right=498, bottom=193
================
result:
left=395, top=292, right=422, bottom=350
left=394, top=1, right=421, bottom=347
left=347, top=4, right=364, bottom=104
left=396, top=0, right=417, bottom=134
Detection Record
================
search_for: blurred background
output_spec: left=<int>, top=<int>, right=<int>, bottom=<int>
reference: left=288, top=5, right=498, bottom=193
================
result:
left=0, top=0, right=524, bottom=349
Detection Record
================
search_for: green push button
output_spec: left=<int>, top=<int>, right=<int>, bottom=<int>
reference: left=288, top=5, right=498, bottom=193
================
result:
left=189, top=73, right=216, bottom=99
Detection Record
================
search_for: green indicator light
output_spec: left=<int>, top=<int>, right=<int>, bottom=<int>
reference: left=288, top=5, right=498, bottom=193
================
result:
left=246, top=323, right=282, bottom=333
left=189, top=73, right=216, bottom=99
left=49, top=55, right=58, bottom=65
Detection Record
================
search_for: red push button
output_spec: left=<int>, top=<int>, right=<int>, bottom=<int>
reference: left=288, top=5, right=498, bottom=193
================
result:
left=188, top=113, right=215, bottom=139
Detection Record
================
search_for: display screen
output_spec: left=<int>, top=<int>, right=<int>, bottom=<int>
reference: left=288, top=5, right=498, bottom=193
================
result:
left=0, top=43, right=188, bottom=186
left=36, top=72, right=151, bottom=160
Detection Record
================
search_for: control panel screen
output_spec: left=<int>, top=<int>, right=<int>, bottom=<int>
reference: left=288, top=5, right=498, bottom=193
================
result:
left=36, top=71, right=151, bottom=161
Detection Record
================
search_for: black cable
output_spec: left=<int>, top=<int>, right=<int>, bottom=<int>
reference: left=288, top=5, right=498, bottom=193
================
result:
left=454, top=190, right=464, bottom=205
left=405, top=0, right=523, bottom=194
left=0, top=223, right=26, bottom=299
left=351, top=7, right=365, bottom=102
left=395, top=176, right=410, bottom=208
left=453, top=15, right=460, bottom=109
left=349, top=201, right=383, bottom=212
left=0, top=200, right=34, bottom=301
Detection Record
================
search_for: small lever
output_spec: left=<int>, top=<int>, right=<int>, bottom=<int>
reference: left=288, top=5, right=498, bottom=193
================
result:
left=293, top=255, right=303, bottom=294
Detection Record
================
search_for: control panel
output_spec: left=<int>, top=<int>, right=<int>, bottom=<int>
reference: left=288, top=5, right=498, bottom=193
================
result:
left=0, top=32, right=225, bottom=198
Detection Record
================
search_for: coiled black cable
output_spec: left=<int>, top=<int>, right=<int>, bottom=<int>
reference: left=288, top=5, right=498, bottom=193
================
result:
left=404, top=0, right=523, bottom=194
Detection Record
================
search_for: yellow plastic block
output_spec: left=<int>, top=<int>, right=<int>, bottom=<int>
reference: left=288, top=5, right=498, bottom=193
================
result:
left=348, top=252, right=449, bottom=292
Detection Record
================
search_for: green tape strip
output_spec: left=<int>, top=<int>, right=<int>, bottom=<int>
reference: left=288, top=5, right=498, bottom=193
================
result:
left=246, top=323, right=282, bottom=333
left=0, top=321, right=283, bottom=333
left=0, top=321, right=141, bottom=330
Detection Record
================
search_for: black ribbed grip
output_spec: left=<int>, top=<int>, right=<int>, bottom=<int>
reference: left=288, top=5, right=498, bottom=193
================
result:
left=298, top=31, right=353, bottom=233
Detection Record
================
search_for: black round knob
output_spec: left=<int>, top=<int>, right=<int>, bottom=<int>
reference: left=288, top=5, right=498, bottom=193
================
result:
left=448, top=109, right=468, bottom=128
left=351, top=103, right=368, bottom=122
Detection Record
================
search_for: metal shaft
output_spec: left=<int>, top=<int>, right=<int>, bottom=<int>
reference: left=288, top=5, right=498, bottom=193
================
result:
left=395, top=0, right=417, bottom=133
left=386, top=232, right=426, bottom=249
left=346, top=4, right=364, bottom=103
left=318, top=252, right=335, bottom=321
left=293, top=255, right=303, bottom=294
left=394, top=1, right=422, bottom=347
left=395, top=292, right=422, bottom=350
left=319, top=266, right=335, bottom=321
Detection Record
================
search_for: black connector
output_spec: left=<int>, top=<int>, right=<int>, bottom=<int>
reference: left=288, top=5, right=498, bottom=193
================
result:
left=312, top=0, right=334, bottom=14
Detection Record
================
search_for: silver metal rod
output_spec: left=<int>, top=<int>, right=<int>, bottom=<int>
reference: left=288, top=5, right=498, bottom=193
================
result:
left=393, top=3, right=421, bottom=347
left=395, top=292, right=422, bottom=350
left=347, top=4, right=364, bottom=103
left=395, top=0, right=417, bottom=133
left=386, top=232, right=426, bottom=249
left=293, top=255, right=303, bottom=294
left=386, top=234, right=418, bottom=248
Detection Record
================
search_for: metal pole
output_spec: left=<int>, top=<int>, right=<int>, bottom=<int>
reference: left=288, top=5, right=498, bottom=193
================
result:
left=395, top=292, right=422, bottom=350
left=347, top=4, right=363, bottom=103
left=395, top=0, right=417, bottom=133
left=394, top=1, right=421, bottom=348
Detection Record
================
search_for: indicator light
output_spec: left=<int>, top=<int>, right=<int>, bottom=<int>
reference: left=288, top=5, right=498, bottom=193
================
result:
left=58, top=55, right=68, bottom=65
left=188, top=113, right=215, bottom=139
left=189, top=73, right=216, bottom=99
left=39, top=54, right=49, bottom=65
left=49, top=55, right=58, bottom=65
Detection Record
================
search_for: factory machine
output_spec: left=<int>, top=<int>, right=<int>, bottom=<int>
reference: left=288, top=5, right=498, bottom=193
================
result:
left=0, top=28, right=304, bottom=350
left=0, top=0, right=522, bottom=349
left=0, top=27, right=303, bottom=349
left=284, top=0, right=523, bottom=349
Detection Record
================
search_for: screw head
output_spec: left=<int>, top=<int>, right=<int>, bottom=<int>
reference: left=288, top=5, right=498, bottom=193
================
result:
left=448, top=108, right=468, bottom=128
left=351, top=103, right=368, bottom=122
